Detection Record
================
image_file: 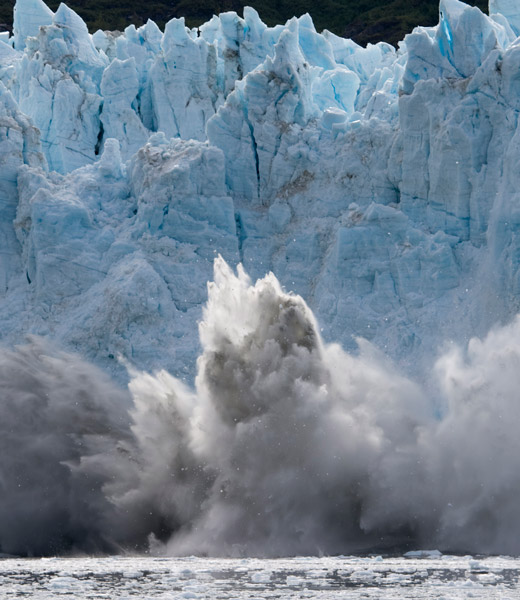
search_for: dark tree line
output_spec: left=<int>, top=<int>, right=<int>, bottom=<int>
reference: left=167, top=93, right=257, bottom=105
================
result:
left=0, top=0, right=487, bottom=47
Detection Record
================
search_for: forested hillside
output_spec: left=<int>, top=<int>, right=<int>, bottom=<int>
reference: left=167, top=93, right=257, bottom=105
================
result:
left=0, top=0, right=487, bottom=46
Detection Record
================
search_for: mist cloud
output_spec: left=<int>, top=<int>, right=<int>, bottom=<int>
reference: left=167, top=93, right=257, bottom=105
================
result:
left=2, top=259, right=520, bottom=556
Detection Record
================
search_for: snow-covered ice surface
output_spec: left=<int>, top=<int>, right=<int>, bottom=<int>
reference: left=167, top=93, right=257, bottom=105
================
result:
left=2, top=555, right=520, bottom=599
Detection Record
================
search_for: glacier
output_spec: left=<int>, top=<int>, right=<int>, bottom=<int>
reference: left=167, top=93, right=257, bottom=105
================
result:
left=2, top=0, right=520, bottom=557
left=3, top=0, right=520, bottom=379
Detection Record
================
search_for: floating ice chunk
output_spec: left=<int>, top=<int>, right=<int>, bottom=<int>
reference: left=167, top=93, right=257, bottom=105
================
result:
left=350, top=569, right=377, bottom=581
left=286, top=575, right=306, bottom=586
left=251, top=570, right=272, bottom=583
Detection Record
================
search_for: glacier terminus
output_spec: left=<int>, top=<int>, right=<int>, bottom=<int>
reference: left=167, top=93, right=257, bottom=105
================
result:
left=1, top=0, right=520, bottom=560
left=4, top=0, right=520, bottom=378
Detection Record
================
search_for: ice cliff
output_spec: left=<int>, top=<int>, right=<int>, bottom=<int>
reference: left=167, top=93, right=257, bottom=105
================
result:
left=4, top=0, right=520, bottom=558
left=1, top=0, right=520, bottom=381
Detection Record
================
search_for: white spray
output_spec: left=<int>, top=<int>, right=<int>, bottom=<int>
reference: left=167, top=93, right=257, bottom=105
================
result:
left=2, top=258, right=520, bottom=556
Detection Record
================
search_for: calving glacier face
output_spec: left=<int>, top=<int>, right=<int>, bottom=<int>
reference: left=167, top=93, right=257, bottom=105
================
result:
left=126, top=260, right=520, bottom=557
left=12, top=136, right=238, bottom=377
left=3, top=0, right=520, bottom=559
left=3, top=259, right=520, bottom=557
left=1, top=0, right=520, bottom=381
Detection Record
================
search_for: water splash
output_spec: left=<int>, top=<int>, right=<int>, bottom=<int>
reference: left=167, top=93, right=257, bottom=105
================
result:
left=2, top=258, right=520, bottom=556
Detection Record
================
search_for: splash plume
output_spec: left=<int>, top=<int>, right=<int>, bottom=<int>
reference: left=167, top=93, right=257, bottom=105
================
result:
left=1, top=259, right=520, bottom=556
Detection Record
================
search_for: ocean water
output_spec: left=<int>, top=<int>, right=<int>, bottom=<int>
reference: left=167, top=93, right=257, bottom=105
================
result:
left=1, top=554, right=519, bottom=599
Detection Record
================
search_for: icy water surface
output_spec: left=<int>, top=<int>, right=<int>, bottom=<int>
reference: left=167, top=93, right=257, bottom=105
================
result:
left=1, top=554, right=520, bottom=599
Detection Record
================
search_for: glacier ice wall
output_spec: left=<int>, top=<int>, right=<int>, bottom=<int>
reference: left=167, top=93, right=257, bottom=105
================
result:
left=2, top=0, right=520, bottom=556
left=5, top=0, right=520, bottom=380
